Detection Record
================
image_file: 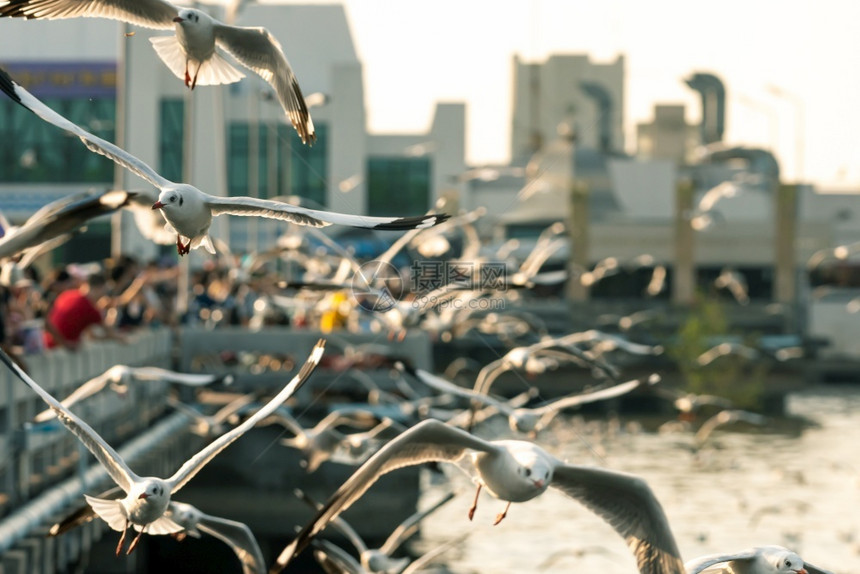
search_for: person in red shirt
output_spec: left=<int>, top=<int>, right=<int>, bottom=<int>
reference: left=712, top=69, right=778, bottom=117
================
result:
left=43, top=271, right=122, bottom=350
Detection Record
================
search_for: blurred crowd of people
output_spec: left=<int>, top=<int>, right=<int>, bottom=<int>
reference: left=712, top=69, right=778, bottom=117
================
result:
left=0, top=254, right=346, bottom=364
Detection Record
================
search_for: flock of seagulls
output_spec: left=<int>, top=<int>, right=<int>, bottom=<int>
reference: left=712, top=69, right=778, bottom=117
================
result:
left=0, top=3, right=845, bottom=574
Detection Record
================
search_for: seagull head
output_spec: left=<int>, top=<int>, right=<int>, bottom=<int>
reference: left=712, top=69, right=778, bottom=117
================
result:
left=173, top=8, right=203, bottom=25
left=152, top=190, right=183, bottom=212
left=513, top=452, right=552, bottom=493
left=773, top=550, right=807, bottom=574
left=133, top=480, right=169, bottom=511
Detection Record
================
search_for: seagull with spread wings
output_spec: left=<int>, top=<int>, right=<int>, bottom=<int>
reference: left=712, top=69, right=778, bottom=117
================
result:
left=0, top=68, right=448, bottom=255
left=0, top=340, right=324, bottom=556
left=0, top=0, right=316, bottom=143
left=270, top=419, right=685, bottom=574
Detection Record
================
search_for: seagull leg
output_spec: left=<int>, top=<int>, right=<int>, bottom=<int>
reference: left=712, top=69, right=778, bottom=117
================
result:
left=467, top=484, right=482, bottom=520
left=176, top=237, right=190, bottom=256
left=184, top=61, right=191, bottom=88
left=115, top=521, right=129, bottom=556
left=191, top=68, right=199, bottom=90
left=126, top=525, right=146, bottom=555
left=493, top=501, right=512, bottom=525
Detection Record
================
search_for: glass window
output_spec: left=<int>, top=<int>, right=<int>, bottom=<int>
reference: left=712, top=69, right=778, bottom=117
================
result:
left=159, top=99, right=184, bottom=182
left=0, top=97, right=115, bottom=183
left=227, top=121, right=327, bottom=205
left=367, top=156, right=431, bottom=217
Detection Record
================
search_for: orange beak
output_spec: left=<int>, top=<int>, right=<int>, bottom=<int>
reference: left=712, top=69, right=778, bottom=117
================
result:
left=796, top=570, right=808, bottom=574
left=173, top=16, right=183, bottom=22
left=152, top=201, right=164, bottom=210
left=533, top=479, right=545, bottom=489
left=138, top=492, right=149, bottom=499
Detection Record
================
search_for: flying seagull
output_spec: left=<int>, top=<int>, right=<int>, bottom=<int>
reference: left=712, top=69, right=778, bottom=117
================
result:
left=0, top=189, right=134, bottom=265
left=685, top=545, right=834, bottom=574
left=270, top=419, right=685, bottom=574
left=0, top=339, right=324, bottom=556
left=0, top=0, right=316, bottom=143
left=34, top=364, right=234, bottom=424
left=0, top=67, right=449, bottom=255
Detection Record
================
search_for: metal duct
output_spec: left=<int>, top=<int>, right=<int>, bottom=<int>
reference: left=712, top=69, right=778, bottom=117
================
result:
left=685, top=72, right=726, bottom=145
left=579, top=81, right=613, bottom=153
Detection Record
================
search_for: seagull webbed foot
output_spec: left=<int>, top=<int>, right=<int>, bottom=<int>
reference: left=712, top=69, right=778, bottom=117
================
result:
left=493, top=501, right=512, bottom=526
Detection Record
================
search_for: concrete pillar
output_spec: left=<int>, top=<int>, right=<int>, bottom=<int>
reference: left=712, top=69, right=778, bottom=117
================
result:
left=774, top=183, right=798, bottom=304
left=673, top=178, right=695, bottom=305
left=567, top=181, right=590, bottom=301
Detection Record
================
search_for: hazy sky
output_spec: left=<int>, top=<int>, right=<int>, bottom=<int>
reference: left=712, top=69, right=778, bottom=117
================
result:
left=289, top=0, right=860, bottom=187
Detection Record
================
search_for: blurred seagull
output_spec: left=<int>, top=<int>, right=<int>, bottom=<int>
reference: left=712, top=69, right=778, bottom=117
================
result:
left=399, top=362, right=660, bottom=437
left=47, top=492, right=265, bottom=574
left=167, top=501, right=266, bottom=574
left=0, top=68, right=449, bottom=255
left=296, top=488, right=456, bottom=574
left=685, top=545, right=834, bottom=574
left=270, top=419, right=685, bottom=574
left=0, top=340, right=323, bottom=556
left=696, top=342, right=761, bottom=366
left=167, top=390, right=261, bottom=438
left=0, top=189, right=134, bottom=265
left=34, top=365, right=234, bottom=424
left=693, top=409, right=768, bottom=449
left=0, top=0, right=316, bottom=143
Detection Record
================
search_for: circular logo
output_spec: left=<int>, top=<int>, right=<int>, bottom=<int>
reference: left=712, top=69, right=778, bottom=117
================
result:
left=350, top=260, right=404, bottom=312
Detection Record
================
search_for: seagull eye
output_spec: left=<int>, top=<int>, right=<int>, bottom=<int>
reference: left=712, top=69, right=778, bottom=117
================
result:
left=524, top=468, right=531, bottom=477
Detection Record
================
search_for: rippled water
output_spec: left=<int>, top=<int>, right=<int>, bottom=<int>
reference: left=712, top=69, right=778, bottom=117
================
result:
left=415, top=386, right=860, bottom=573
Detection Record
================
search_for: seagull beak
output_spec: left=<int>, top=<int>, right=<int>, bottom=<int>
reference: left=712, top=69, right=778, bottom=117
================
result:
left=795, top=570, right=808, bottom=574
left=532, top=479, right=545, bottom=489
left=152, top=201, right=164, bottom=210
left=173, top=16, right=184, bottom=22
left=138, top=492, right=149, bottom=500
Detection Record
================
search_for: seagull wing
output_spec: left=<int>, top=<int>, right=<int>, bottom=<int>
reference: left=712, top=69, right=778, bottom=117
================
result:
left=311, top=539, right=366, bottom=574
left=0, top=0, right=178, bottom=28
left=400, top=536, right=466, bottom=574
left=33, top=367, right=119, bottom=423
left=684, top=549, right=757, bottom=574
left=196, top=512, right=266, bottom=574
left=166, top=339, right=324, bottom=493
left=804, top=563, right=837, bottom=574
left=270, top=419, right=499, bottom=573
left=48, top=485, right=124, bottom=536
left=379, top=490, right=456, bottom=555
left=206, top=195, right=448, bottom=230
left=213, top=23, right=314, bottom=144
left=398, top=363, right=510, bottom=414
left=128, top=366, right=223, bottom=386
left=532, top=375, right=657, bottom=416
left=550, top=464, right=685, bottom=574
left=0, top=349, right=139, bottom=493
left=0, top=67, right=173, bottom=190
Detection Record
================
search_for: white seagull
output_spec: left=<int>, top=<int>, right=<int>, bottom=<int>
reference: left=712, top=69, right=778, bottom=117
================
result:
left=296, top=488, right=456, bottom=574
left=167, top=501, right=266, bottom=574
left=685, top=545, right=834, bottom=574
left=0, top=68, right=448, bottom=256
left=270, top=419, right=685, bottom=574
left=0, top=0, right=316, bottom=143
left=0, top=340, right=324, bottom=556
left=34, top=365, right=234, bottom=424
left=398, top=362, right=660, bottom=436
left=0, top=189, right=134, bottom=265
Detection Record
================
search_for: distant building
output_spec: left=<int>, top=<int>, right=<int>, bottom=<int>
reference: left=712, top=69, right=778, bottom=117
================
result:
left=0, top=3, right=465, bottom=261
left=636, top=104, right=699, bottom=164
left=510, top=53, right=625, bottom=163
